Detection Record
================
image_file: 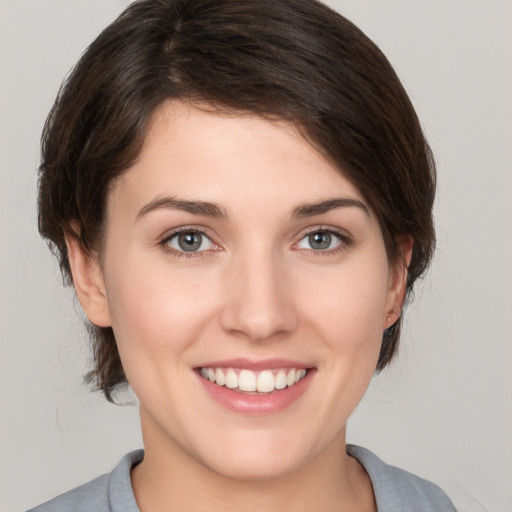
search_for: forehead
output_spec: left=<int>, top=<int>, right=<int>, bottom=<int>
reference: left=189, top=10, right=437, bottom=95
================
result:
left=108, top=101, right=367, bottom=220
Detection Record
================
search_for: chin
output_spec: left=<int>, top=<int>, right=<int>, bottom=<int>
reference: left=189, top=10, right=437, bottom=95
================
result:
left=204, top=451, right=305, bottom=482
left=191, top=426, right=328, bottom=483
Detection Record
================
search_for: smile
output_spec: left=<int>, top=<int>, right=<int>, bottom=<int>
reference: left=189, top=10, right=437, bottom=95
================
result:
left=199, top=367, right=308, bottom=393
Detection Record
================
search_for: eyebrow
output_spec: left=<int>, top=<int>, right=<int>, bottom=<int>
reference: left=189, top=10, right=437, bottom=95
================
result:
left=136, top=196, right=227, bottom=221
left=136, top=196, right=368, bottom=222
left=291, top=197, right=369, bottom=219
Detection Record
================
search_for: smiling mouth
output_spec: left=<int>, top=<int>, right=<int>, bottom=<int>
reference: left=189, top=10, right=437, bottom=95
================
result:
left=198, top=367, right=309, bottom=394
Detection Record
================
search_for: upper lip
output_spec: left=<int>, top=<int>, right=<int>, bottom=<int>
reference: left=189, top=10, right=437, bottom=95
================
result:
left=196, top=358, right=312, bottom=371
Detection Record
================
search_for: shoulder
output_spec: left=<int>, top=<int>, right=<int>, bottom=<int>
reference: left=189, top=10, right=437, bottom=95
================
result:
left=347, top=445, right=457, bottom=512
left=26, top=475, right=110, bottom=512
left=26, top=450, right=143, bottom=512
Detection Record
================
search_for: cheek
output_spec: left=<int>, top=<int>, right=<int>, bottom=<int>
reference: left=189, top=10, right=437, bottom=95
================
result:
left=298, top=258, right=390, bottom=349
left=103, top=254, right=217, bottom=362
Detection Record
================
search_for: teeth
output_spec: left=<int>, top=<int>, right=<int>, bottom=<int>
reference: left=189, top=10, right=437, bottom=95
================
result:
left=286, top=369, right=296, bottom=386
left=275, top=370, right=287, bottom=390
left=199, top=367, right=308, bottom=393
left=214, top=368, right=226, bottom=386
left=256, top=370, right=275, bottom=393
left=225, top=368, right=238, bottom=389
left=239, top=369, right=257, bottom=392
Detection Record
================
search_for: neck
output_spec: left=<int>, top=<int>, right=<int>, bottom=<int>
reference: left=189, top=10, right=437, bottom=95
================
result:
left=131, top=412, right=375, bottom=512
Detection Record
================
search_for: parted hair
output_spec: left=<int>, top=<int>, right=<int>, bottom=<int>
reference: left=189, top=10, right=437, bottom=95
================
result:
left=38, top=0, right=436, bottom=401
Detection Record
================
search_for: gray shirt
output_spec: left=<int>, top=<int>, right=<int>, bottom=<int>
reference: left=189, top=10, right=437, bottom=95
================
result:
left=27, top=445, right=456, bottom=511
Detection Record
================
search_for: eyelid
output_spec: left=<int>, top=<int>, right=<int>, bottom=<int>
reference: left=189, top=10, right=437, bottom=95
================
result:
left=159, top=226, right=221, bottom=257
left=292, top=225, right=353, bottom=252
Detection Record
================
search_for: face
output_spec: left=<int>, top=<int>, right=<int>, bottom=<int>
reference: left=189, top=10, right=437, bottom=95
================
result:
left=72, top=102, right=406, bottom=481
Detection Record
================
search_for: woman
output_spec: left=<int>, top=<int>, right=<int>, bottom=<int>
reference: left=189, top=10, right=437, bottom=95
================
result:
left=30, top=0, right=455, bottom=510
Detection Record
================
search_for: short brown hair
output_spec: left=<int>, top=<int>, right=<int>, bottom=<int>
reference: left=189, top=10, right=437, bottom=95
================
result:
left=39, top=0, right=435, bottom=401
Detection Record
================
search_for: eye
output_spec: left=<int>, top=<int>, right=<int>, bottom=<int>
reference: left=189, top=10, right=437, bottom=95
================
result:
left=295, top=229, right=345, bottom=252
left=165, top=230, right=216, bottom=253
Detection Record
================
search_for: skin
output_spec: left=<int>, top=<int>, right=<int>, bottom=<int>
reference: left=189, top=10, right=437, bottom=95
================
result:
left=67, top=101, right=410, bottom=512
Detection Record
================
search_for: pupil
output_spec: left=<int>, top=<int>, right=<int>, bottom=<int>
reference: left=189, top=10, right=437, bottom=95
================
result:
left=178, top=232, right=202, bottom=251
left=309, top=232, right=331, bottom=250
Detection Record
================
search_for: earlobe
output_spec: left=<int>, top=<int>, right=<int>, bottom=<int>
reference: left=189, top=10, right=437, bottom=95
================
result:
left=383, top=238, right=414, bottom=329
left=65, top=230, right=112, bottom=328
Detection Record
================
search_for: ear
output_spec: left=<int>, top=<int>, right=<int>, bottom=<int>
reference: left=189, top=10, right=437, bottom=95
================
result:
left=65, top=229, right=112, bottom=328
left=383, top=238, right=413, bottom=330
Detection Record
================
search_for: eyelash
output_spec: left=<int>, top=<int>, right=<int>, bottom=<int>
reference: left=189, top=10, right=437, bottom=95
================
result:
left=159, top=227, right=217, bottom=259
left=293, top=226, right=352, bottom=256
left=158, top=225, right=352, bottom=259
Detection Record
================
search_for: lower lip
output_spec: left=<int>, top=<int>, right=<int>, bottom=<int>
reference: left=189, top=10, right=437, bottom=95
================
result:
left=197, top=370, right=315, bottom=415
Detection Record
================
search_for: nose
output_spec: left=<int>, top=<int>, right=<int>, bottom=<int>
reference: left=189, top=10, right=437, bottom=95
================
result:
left=219, top=249, right=299, bottom=343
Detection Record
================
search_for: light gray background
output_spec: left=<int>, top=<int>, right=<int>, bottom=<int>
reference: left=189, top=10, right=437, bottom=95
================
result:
left=1, top=1, right=511, bottom=511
